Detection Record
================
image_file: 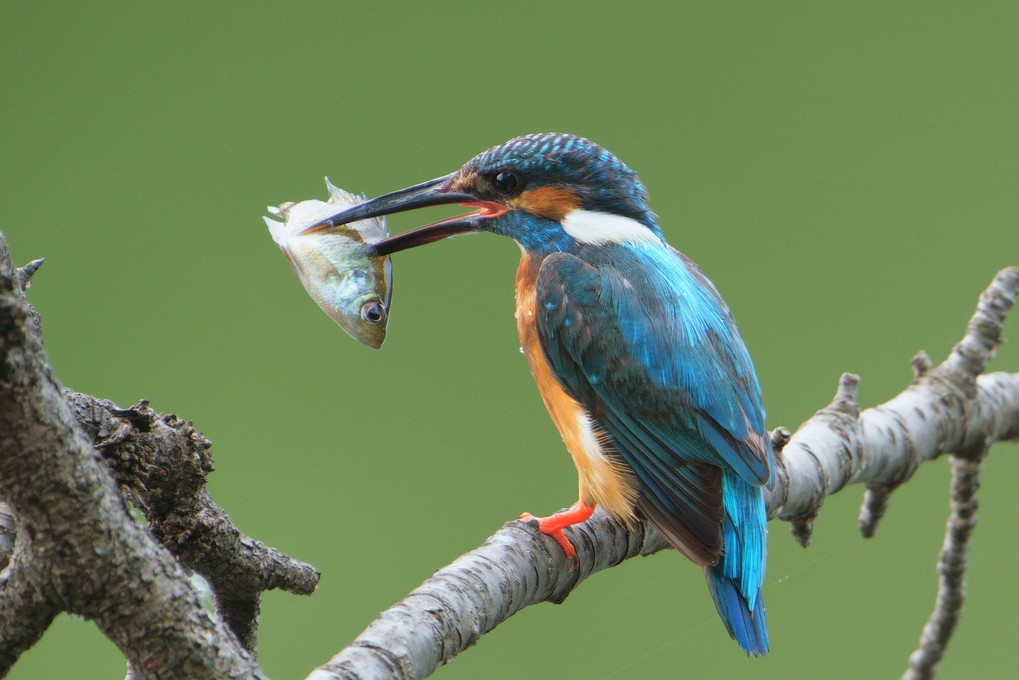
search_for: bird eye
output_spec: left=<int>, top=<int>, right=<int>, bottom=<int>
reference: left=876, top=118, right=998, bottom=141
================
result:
left=492, top=170, right=521, bottom=195
left=360, top=301, right=386, bottom=325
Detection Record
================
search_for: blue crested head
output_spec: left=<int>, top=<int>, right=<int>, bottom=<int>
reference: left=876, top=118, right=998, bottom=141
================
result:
left=470, top=133, right=652, bottom=221
left=451, top=134, right=661, bottom=247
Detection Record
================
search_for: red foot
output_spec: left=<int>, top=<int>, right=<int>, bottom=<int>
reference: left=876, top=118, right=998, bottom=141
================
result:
left=519, top=501, right=595, bottom=560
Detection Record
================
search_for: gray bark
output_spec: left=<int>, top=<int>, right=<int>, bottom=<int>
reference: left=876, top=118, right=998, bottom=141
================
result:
left=64, top=391, right=320, bottom=651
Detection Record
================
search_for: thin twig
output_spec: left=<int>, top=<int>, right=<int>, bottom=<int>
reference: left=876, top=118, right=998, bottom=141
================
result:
left=901, top=453, right=984, bottom=680
left=858, top=483, right=892, bottom=538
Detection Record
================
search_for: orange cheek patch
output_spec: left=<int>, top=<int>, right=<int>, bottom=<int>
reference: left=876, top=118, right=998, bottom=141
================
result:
left=515, top=186, right=582, bottom=221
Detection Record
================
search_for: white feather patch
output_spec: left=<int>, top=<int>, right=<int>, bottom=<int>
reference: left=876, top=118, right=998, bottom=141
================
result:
left=560, top=209, right=659, bottom=245
left=576, top=411, right=607, bottom=471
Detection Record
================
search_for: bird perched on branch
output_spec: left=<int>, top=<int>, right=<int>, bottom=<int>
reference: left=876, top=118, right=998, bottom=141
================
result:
left=310, top=133, right=774, bottom=655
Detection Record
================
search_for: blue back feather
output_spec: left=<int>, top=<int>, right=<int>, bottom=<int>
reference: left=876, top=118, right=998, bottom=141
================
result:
left=533, top=241, right=772, bottom=654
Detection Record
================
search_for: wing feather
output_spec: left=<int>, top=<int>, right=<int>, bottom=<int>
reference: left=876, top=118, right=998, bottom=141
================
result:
left=534, top=246, right=771, bottom=563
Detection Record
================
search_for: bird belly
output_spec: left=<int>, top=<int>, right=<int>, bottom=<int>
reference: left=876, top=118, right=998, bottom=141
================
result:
left=515, top=254, right=637, bottom=520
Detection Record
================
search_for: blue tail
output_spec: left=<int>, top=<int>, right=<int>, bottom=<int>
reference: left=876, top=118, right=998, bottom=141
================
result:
left=707, top=562, right=769, bottom=655
left=706, top=470, right=769, bottom=655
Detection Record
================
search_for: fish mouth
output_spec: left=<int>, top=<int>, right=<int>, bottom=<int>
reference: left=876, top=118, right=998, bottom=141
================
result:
left=301, top=173, right=508, bottom=255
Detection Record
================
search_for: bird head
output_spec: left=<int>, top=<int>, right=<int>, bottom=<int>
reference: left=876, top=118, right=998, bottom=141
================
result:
left=304, top=133, right=663, bottom=254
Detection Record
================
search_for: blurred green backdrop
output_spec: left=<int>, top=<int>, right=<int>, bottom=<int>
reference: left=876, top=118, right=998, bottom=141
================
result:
left=3, top=3, right=1017, bottom=678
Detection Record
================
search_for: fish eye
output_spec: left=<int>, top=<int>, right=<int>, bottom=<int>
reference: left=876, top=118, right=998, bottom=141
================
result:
left=360, top=301, right=386, bottom=325
left=491, top=170, right=522, bottom=195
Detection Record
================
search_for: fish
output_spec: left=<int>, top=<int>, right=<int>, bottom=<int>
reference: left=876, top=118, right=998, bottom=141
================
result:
left=264, top=178, right=393, bottom=349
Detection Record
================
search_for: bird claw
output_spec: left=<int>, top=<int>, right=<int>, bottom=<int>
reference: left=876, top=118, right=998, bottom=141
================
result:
left=518, top=501, right=595, bottom=563
left=519, top=512, right=577, bottom=559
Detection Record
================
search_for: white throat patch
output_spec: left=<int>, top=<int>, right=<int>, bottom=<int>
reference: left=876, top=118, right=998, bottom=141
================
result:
left=560, top=209, right=660, bottom=245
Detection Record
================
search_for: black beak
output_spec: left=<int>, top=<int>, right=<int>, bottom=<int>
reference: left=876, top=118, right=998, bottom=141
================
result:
left=302, top=173, right=504, bottom=256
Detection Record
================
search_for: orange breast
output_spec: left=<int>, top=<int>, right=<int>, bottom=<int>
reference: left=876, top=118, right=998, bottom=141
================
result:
left=514, top=253, right=637, bottom=520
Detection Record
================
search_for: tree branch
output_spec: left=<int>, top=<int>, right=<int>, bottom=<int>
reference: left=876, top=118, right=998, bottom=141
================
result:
left=309, top=268, right=1019, bottom=680
left=0, top=517, right=60, bottom=671
left=0, top=501, right=14, bottom=570
left=901, top=452, right=983, bottom=680
left=64, top=391, right=320, bottom=651
left=0, top=233, right=265, bottom=679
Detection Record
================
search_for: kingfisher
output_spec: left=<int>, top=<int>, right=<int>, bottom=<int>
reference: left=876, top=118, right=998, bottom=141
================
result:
left=310, top=133, right=774, bottom=655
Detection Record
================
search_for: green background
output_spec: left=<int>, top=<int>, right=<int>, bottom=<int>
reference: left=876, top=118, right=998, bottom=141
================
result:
left=3, top=3, right=1017, bottom=678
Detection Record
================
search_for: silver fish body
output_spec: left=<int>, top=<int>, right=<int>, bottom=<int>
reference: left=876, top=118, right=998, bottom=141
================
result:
left=265, top=179, right=393, bottom=349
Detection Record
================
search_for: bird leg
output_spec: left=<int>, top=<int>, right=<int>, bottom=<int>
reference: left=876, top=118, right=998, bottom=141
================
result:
left=519, top=500, right=595, bottom=559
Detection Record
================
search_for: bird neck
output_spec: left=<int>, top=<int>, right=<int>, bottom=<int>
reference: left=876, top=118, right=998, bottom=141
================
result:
left=496, top=208, right=665, bottom=255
